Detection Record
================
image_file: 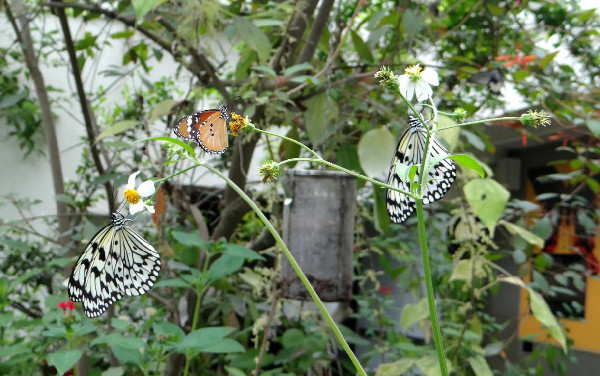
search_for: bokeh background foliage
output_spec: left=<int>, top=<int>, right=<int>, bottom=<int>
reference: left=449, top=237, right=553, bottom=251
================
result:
left=1, top=0, right=599, bottom=375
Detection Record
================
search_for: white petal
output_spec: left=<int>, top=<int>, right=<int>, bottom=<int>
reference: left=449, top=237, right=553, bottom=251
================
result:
left=127, top=171, right=140, bottom=189
left=144, top=204, right=155, bottom=214
left=398, top=75, right=414, bottom=100
left=421, top=69, right=439, bottom=86
left=129, top=201, right=144, bottom=214
left=137, top=180, right=155, bottom=197
left=415, top=80, right=433, bottom=102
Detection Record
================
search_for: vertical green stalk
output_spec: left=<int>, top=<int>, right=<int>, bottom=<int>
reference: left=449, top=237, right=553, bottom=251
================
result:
left=415, top=199, right=448, bottom=375
left=183, top=285, right=205, bottom=376
left=201, top=163, right=367, bottom=376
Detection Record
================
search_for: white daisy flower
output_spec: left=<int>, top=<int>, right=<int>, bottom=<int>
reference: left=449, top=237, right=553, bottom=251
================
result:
left=397, top=64, right=439, bottom=102
left=123, top=171, right=156, bottom=214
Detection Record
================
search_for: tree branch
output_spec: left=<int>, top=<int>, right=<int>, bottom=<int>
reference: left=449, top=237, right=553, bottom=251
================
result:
left=297, top=0, right=335, bottom=65
left=271, top=0, right=320, bottom=73
left=6, top=0, right=70, bottom=247
left=52, top=0, right=115, bottom=217
left=44, top=1, right=230, bottom=101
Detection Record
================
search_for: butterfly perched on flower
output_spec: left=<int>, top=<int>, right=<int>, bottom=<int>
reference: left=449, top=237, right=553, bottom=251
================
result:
left=386, top=115, right=456, bottom=223
left=173, top=104, right=230, bottom=155
left=68, top=212, right=161, bottom=317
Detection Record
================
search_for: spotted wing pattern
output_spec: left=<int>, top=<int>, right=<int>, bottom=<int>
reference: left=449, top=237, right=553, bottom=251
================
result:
left=68, top=213, right=161, bottom=317
left=386, top=116, right=457, bottom=223
left=173, top=105, right=229, bottom=155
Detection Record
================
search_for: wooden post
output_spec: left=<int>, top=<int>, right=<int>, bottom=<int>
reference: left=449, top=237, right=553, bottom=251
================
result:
left=281, top=170, right=356, bottom=301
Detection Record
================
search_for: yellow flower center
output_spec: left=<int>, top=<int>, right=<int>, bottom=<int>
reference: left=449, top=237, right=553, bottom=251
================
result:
left=124, top=189, right=140, bottom=204
left=404, top=64, right=423, bottom=76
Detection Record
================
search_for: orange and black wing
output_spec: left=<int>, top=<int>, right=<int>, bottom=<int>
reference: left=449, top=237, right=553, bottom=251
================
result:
left=194, top=110, right=229, bottom=155
left=173, top=110, right=220, bottom=142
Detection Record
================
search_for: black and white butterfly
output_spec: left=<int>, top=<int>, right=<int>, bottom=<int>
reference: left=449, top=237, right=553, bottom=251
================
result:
left=68, top=212, right=161, bottom=317
left=386, top=115, right=457, bottom=223
left=467, top=69, right=504, bottom=95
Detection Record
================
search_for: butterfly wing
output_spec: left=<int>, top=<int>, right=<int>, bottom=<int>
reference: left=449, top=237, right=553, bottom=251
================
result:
left=69, top=217, right=161, bottom=318
left=68, top=224, right=120, bottom=317
left=386, top=126, right=418, bottom=223
left=386, top=117, right=456, bottom=223
left=173, top=110, right=220, bottom=142
left=113, top=226, right=161, bottom=297
left=194, top=111, right=229, bottom=155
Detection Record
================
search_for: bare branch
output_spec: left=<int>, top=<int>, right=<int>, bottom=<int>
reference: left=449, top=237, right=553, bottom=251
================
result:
left=52, top=0, right=115, bottom=217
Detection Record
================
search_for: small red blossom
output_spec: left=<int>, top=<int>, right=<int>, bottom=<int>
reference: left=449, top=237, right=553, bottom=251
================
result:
left=58, top=300, right=75, bottom=312
left=379, top=285, right=393, bottom=296
left=494, top=53, right=536, bottom=70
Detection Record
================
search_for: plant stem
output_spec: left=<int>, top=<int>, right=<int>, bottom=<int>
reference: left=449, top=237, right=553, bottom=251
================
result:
left=200, top=162, right=367, bottom=376
left=183, top=285, right=205, bottom=376
left=255, top=128, right=322, bottom=159
left=278, top=158, right=415, bottom=198
left=416, top=199, right=448, bottom=375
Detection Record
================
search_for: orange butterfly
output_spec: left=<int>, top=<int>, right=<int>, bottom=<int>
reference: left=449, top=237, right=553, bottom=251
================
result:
left=173, top=104, right=229, bottom=154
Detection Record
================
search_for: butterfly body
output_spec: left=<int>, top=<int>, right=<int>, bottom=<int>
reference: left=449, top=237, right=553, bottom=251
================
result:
left=68, top=212, right=161, bottom=317
left=174, top=105, right=229, bottom=154
left=386, top=116, right=456, bottom=223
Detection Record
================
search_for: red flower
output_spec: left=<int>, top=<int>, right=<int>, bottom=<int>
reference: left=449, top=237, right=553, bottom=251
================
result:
left=494, top=53, right=536, bottom=70
left=58, top=300, right=75, bottom=312
left=379, top=285, right=393, bottom=296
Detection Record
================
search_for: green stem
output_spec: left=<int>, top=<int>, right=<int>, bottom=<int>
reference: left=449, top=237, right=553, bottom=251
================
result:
left=200, top=162, right=367, bottom=376
left=183, top=285, right=205, bottom=376
left=438, top=116, right=521, bottom=131
left=278, top=158, right=415, bottom=198
left=416, top=199, right=448, bottom=375
left=255, top=128, right=322, bottom=159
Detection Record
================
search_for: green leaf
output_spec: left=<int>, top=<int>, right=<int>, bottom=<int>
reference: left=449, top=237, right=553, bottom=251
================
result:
left=153, top=321, right=186, bottom=340
left=499, top=220, right=544, bottom=248
left=138, top=135, right=196, bottom=157
left=91, top=333, right=146, bottom=349
left=528, top=288, right=567, bottom=352
left=401, top=9, right=424, bottom=35
left=464, top=178, right=509, bottom=236
left=373, top=185, right=390, bottom=234
left=279, top=127, right=301, bottom=167
left=208, top=254, right=245, bottom=280
left=234, top=16, right=271, bottom=63
left=284, top=63, right=314, bottom=76
left=251, top=65, right=277, bottom=76
left=174, top=327, right=243, bottom=354
left=110, top=30, right=135, bottom=39
left=467, top=355, right=493, bottom=376
left=539, top=51, right=559, bottom=69
left=400, top=298, right=429, bottom=331
left=415, top=355, right=453, bottom=376
left=0, top=311, right=14, bottom=327
left=499, top=277, right=567, bottom=353
left=586, top=119, right=600, bottom=137
left=132, top=0, right=158, bottom=23
left=101, top=367, right=125, bottom=376
left=150, top=99, right=178, bottom=122
left=376, top=358, right=415, bottom=376
left=513, top=70, right=530, bottom=82
left=96, top=120, right=139, bottom=142
left=350, top=30, right=373, bottom=63
left=46, top=350, right=82, bottom=376
left=437, top=114, right=460, bottom=150
left=302, top=92, right=327, bottom=145
left=449, top=259, right=472, bottom=282
left=0, top=90, right=26, bottom=108
left=171, top=231, right=206, bottom=247
left=224, top=243, right=265, bottom=261
left=154, top=278, right=192, bottom=288
left=358, top=127, right=396, bottom=178
left=448, top=154, right=485, bottom=177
